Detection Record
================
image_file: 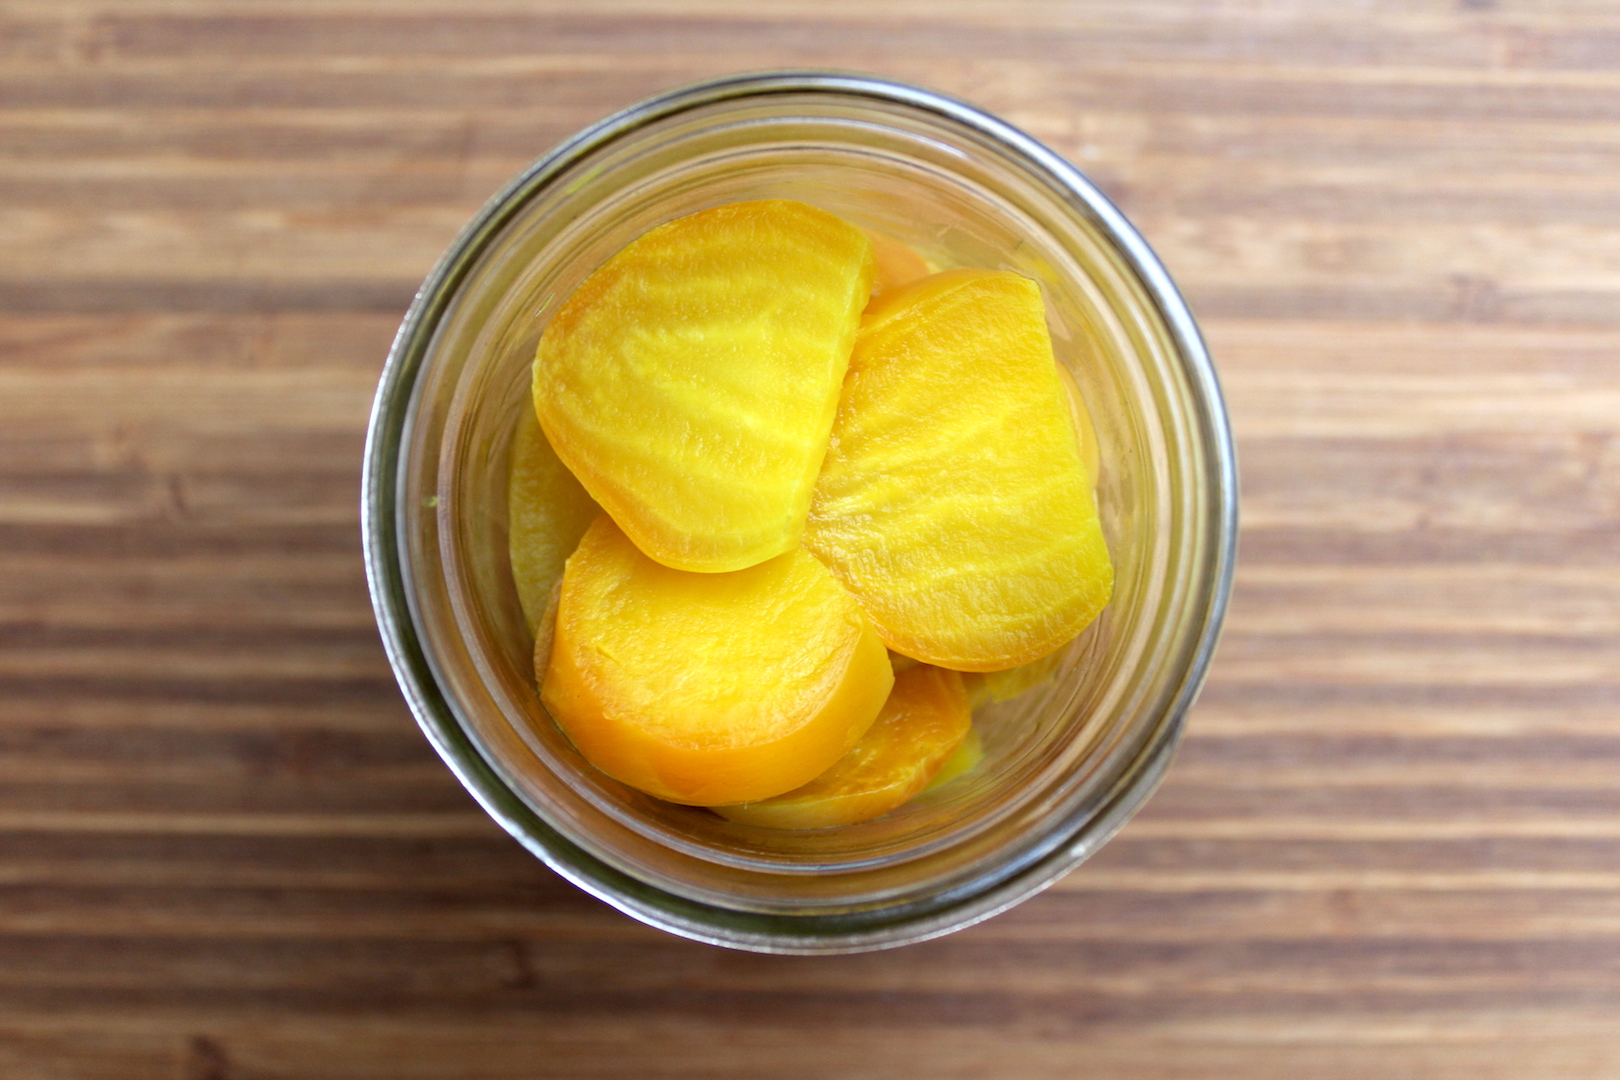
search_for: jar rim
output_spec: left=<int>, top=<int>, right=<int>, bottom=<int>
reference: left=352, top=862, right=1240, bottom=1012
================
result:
left=362, top=70, right=1238, bottom=954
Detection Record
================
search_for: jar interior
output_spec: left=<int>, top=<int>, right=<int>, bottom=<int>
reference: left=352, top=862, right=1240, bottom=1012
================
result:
left=398, top=92, right=1208, bottom=916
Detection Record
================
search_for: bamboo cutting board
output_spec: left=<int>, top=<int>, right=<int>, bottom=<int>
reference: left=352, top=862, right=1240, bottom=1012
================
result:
left=3, top=2, right=1619, bottom=1076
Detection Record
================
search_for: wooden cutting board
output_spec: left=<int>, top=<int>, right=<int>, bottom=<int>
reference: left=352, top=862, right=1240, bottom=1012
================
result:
left=2, top=3, right=1618, bottom=1076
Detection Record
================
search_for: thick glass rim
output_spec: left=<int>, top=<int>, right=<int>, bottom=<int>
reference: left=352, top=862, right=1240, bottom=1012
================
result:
left=362, top=70, right=1238, bottom=954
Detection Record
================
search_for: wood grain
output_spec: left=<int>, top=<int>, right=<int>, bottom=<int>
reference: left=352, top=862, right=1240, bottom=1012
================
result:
left=2, top=1, right=1619, bottom=1076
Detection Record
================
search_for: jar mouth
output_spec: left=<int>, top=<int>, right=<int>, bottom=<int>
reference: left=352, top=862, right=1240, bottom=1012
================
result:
left=362, top=71, right=1237, bottom=953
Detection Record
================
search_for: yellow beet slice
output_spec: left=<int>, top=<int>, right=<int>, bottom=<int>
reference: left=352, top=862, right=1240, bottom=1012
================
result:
left=978, top=646, right=1066, bottom=703
left=508, top=403, right=601, bottom=634
left=923, top=725, right=983, bottom=792
left=540, top=514, right=893, bottom=806
left=864, top=229, right=933, bottom=295
left=714, top=665, right=970, bottom=829
left=535, top=200, right=875, bottom=573
left=887, top=650, right=921, bottom=675
left=805, top=269, right=1113, bottom=672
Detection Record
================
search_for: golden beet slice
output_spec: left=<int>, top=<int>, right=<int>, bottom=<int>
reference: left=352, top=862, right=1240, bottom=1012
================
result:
left=805, top=270, right=1113, bottom=672
left=863, top=229, right=933, bottom=295
left=540, top=514, right=893, bottom=806
left=508, top=403, right=600, bottom=634
left=534, top=200, right=875, bottom=573
left=923, top=724, right=983, bottom=792
left=714, top=665, right=970, bottom=829
left=974, top=646, right=1066, bottom=704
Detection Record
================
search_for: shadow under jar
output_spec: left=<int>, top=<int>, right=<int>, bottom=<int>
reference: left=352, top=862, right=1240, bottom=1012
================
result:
left=363, top=72, right=1237, bottom=954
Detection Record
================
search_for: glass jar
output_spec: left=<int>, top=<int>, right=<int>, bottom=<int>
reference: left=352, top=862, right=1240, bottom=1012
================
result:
left=362, top=72, right=1237, bottom=953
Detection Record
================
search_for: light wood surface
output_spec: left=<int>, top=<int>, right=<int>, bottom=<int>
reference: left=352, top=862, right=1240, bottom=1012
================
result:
left=4, top=2, right=1620, bottom=1076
